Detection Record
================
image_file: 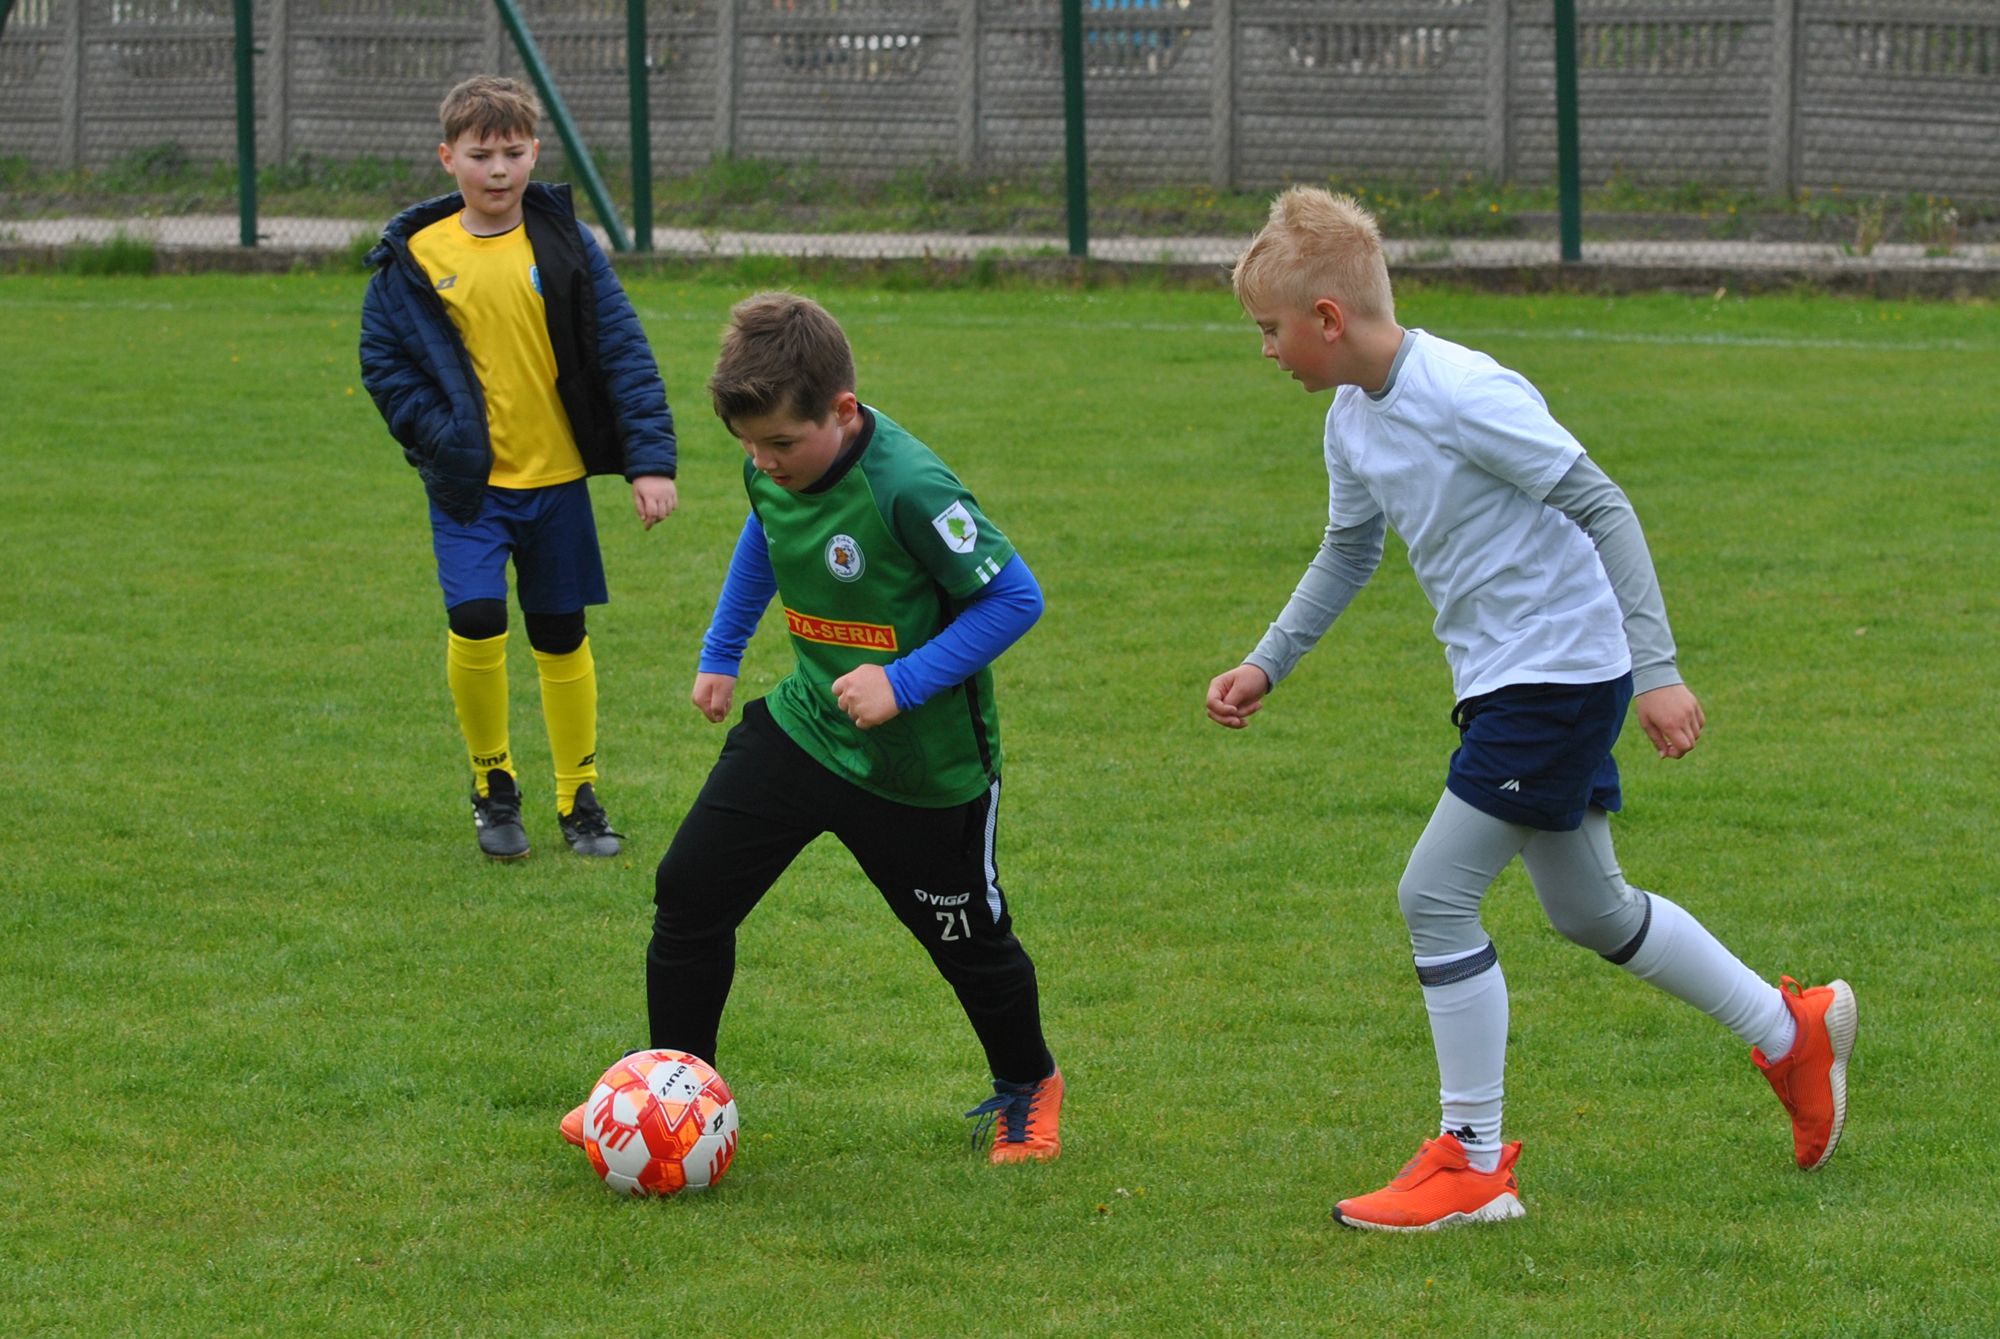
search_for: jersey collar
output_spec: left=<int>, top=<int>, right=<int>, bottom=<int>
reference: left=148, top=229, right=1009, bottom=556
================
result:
left=802, top=405, right=877, bottom=495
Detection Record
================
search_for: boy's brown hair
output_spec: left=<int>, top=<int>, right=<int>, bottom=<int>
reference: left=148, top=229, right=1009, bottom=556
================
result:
left=708, top=292, right=857, bottom=430
left=439, top=75, right=541, bottom=145
left=1232, top=186, right=1395, bottom=321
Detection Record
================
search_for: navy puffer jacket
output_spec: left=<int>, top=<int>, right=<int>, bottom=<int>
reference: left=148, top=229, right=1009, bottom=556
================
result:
left=359, top=181, right=676, bottom=523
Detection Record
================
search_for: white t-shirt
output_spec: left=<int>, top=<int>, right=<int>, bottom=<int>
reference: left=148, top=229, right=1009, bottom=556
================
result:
left=1324, top=330, right=1630, bottom=701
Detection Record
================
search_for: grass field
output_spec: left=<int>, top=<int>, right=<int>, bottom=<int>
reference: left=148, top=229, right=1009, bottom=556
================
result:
left=2, top=272, right=1995, bottom=1336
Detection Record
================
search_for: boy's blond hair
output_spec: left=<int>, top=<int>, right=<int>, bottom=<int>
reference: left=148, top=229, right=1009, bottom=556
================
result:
left=439, top=75, right=541, bottom=145
left=1232, top=186, right=1394, bottom=321
left=708, top=292, right=857, bottom=431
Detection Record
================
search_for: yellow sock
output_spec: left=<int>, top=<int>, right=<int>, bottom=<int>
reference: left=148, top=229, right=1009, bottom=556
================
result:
left=447, top=630, right=511, bottom=794
left=534, top=636, right=598, bottom=815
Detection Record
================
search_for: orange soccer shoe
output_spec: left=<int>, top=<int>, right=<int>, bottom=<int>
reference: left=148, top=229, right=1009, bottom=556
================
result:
left=966, top=1067, right=1064, bottom=1165
left=1753, top=975, right=1858, bottom=1170
left=559, top=1100, right=587, bottom=1149
left=1333, top=1133, right=1525, bottom=1232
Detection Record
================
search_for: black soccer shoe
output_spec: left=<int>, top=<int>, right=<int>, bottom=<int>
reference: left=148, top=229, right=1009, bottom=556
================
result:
left=559, top=783, right=623, bottom=858
left=471, top=769, right=530, bottom=860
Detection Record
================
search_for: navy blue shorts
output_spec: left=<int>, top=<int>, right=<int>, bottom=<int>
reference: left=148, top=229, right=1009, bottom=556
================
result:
left=1445, top=674, right=1632, bottom=831
left=429, top=478, right=608, bottom=614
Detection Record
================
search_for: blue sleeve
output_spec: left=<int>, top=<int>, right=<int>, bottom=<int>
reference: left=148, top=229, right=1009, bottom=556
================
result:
left=580, top=222, right=678, bottom=480
left=698, top=513, right=777, bottom=675
left=358, top=258, right=487, bottom=523
left=883, top=554, right=1043, bottom=712
left=359, top=264, right=454, bottom=468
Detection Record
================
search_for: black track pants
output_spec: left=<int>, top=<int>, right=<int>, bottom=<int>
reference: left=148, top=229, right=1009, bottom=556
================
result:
left=647, top=698, right=1053, bottom=1085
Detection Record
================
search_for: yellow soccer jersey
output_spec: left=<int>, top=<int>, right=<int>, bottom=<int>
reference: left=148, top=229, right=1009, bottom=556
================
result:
left=408, top=215, right=585, bottom=489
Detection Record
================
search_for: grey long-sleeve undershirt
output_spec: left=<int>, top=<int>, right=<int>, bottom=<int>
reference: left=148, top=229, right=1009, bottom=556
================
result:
left=1245, top=455, right=1682, bottom=697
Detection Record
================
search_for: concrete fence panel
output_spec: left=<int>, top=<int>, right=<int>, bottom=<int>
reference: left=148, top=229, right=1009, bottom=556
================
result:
left=2, top=0, right=1996, bottom=201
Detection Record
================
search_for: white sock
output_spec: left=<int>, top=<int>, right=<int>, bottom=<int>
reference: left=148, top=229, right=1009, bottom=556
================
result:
left=1619, top=893, right=1794, bottom=1056
left=1760, top=1010, right=1800, bottom=1063
left=1415, top=944, right=1507, bottom=1173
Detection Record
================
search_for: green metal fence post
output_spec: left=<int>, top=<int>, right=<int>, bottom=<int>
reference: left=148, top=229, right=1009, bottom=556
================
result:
left=234, top=0, right=257, bottom=247
left=626, top=0, right=652, bottom=252
left=1060, top=0, right=1087, bottom=259
left=1553, top=0, right=1581, bottom=262
left=492, top=0, right=631, bottom=252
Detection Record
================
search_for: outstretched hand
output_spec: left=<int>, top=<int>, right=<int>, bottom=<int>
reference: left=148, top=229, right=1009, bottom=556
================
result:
left=1635, top=683, right=1705, bottom=759
left=1205, top=664, right=1272, bottom=729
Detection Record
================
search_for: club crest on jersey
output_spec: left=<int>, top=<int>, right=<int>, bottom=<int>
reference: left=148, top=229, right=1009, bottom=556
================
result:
left=529, top=264, right=542, bottom=295
left=932, top=501, right=978, bottom=554
left=825, top=533, right=865, bottom=582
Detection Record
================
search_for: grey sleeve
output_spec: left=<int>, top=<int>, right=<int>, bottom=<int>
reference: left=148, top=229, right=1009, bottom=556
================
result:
left=1544, top=456, right=1682, bottom=693
left=1244, top=514, right=1386, bottom=688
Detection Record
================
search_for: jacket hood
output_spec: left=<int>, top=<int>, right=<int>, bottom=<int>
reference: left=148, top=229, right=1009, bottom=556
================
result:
left=364, top=181, right=576, bottom=269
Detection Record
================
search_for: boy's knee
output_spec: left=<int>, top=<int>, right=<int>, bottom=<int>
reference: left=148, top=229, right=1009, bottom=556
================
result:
left=1595, top=888, right=1655, bottom=963
left=447, top=598, right=507, bottom=641
left=1394, top=871, right=1427, bottom=928
left=1544, top=885, right=1648, bottom=956
left=652, top=853, right=734, bottom=942
left=648, top=885, right=705, bottom=946
left=652, top=857, right=686, bottom=918
left=1397, top=871, right=1485, bottom=958
left=1397, top=865, right=1472, bottom=930
left=647, top=897, right=680, bottom=938
left=524, top=608, right=586, bottom=655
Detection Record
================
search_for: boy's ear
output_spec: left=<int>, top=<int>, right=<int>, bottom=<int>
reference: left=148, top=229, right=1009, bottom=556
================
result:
left=832, top=390, right=861, bottom=421
left=437, top=142, right=452, bottom=172
left=1313, top=296, right=1347, bottom=343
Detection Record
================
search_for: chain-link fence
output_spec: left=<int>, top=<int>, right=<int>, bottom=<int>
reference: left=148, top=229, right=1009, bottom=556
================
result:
left=3, top=0, right=1996, bottom=275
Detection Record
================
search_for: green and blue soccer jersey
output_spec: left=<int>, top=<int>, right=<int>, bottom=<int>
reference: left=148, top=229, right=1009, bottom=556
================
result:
left=749, top=409, right=1014, bottom=807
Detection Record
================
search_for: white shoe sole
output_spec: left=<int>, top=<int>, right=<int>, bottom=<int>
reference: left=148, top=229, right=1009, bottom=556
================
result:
left=1335, top=1191, right=1525, bottom=1232
left=1806, top=978, right=1858, bottom=1170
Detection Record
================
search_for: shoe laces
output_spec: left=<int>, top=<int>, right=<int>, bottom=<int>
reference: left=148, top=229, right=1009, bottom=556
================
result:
left=562, top=789, right=618, bottom=838
left=965, top=1078, right=1041, bottom=1149
left=477, top=778, right=522, bottom=826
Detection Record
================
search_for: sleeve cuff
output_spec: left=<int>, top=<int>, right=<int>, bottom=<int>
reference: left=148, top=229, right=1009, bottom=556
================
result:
left=1632, top=663, right=1683, bottom=695
left=1244, top=652, right=1287, bottom=691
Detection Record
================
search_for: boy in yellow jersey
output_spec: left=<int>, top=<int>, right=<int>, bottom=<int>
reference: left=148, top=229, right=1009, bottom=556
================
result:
left=361, top=75, right=679, bottom=860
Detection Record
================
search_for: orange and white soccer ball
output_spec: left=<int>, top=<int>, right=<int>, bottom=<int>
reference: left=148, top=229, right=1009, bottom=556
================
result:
left=581, top=1049, right=739, bottom=1196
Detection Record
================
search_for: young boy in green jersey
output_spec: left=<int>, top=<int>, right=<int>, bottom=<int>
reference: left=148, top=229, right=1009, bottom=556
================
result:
left=360, top=75, right=678, bottom=861
left=561, top=292, right=1064, bottom=1163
